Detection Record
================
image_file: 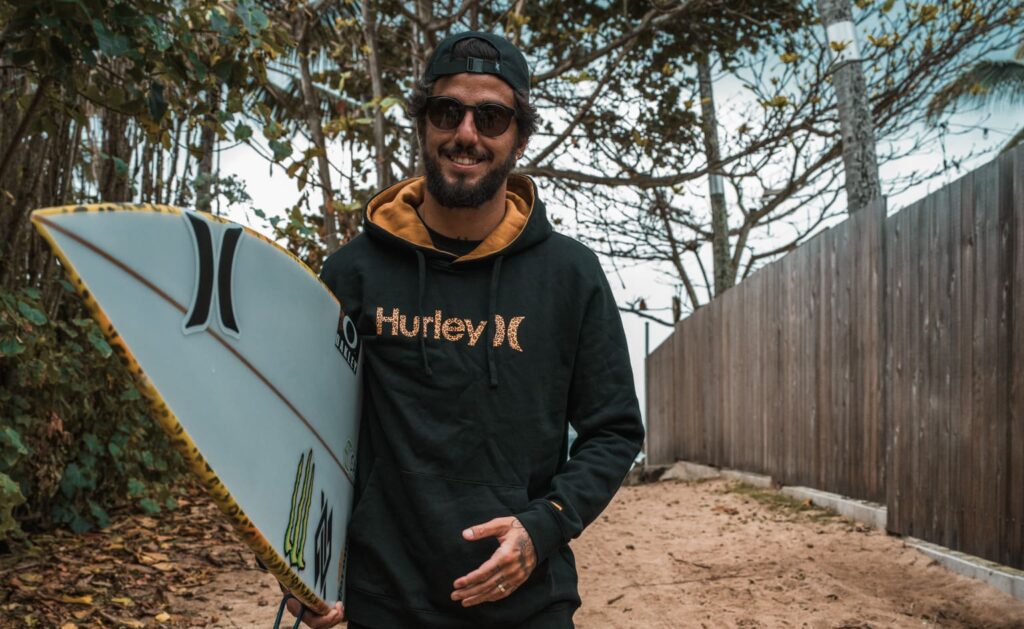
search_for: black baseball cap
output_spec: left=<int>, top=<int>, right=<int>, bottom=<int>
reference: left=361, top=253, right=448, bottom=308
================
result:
left=423, top=31, right=531, bottom=94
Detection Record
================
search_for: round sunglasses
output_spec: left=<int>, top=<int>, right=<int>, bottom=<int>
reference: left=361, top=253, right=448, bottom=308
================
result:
left=425, top=96, right=517, bottom=138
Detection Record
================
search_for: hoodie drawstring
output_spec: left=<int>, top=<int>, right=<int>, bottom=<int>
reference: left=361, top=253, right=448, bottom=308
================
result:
left=416, top=250, right=503, bottom=386
left=415, top=250, right=433, bottom=376
left=486, top=256, right=504, bottom=388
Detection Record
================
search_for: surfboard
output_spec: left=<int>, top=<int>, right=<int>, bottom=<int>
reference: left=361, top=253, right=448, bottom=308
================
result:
left=31, top=204, right=360, bottom=614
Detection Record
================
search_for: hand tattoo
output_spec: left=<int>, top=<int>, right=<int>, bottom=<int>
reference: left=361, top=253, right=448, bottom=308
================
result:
left=512, top=519, right=533, bottom=572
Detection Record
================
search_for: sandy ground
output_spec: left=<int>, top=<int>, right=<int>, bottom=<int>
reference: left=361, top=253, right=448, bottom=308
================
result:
left=178, top=478, right=1024, bottom=628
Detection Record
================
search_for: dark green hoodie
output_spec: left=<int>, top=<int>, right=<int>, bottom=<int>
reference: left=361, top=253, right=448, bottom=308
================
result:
left=319, top=174, right=644, bottom=628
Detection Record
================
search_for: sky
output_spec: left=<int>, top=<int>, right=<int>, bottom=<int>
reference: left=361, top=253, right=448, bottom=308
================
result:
left=213, top=23, right=1020, bottom=430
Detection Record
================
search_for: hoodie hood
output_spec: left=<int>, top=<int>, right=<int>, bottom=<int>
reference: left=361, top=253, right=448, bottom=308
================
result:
left=362, top=173, right=552, bottom=262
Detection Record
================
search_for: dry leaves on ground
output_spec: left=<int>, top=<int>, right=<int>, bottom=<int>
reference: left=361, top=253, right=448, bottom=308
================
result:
left=0, top=481, right=269, bottom=628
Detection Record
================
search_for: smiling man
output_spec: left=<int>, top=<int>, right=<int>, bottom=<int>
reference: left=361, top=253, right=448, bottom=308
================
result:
left=301, top=31, right=644, bottom=629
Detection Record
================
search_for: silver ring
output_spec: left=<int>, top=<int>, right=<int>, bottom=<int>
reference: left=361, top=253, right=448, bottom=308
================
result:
left=497, top=583, right=507, bottom=594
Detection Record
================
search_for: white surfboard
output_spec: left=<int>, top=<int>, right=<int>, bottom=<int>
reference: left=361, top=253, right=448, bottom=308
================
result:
left=31, top=204, right=360, bottom=614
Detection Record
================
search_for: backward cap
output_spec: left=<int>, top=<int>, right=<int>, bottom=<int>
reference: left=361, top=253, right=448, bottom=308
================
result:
left=423, top=31, right=531, bottom=94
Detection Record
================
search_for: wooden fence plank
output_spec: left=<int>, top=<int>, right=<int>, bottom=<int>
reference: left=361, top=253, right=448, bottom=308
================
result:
left=925, top=189, right=940, bottom=544
left=974, top=161, right=994, bottom=559
left=814, top=234, right=827, bottom=490
left=996, top=150, right=1015, bottom=566
left=883, top=209, right=900, bottom=531
left=945, top=178, right=963, bottom=551
left=1009, top=144, right=1024, bottom=568
left=959, top=168, right=977, bottom=556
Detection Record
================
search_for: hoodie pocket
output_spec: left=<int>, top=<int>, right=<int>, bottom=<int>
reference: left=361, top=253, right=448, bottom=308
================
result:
left=346, top=463, right=532, bottom=611
left=400, top=470, right=529, bottom=610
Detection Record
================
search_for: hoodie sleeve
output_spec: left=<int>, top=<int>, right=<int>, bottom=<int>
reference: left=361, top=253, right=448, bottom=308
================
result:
left=515, top=264, right=645, bottom=564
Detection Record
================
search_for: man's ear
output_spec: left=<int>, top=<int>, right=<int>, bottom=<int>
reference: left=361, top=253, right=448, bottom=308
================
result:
left=516, top=139, right=529, bottom=160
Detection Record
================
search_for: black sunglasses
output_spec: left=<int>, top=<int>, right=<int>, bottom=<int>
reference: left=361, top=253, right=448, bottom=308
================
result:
left=425, top=96, right=517, bottom=138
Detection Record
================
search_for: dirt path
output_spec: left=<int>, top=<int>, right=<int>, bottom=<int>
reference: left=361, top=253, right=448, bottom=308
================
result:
left=3, top=479, right=1022, bottom=628
left=573, top=479, right=1023, bottom=628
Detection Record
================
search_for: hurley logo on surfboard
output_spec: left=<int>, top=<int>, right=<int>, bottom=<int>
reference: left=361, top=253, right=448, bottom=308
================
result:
left=182, top=212, right=244, bottom=339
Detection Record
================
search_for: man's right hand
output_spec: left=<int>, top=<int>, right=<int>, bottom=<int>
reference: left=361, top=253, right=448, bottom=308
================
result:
left=284, top=598, right=345, bottom=629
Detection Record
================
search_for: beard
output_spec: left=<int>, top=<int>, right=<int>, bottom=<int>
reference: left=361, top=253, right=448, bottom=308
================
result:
left=424, top=142, right=518, bottom=209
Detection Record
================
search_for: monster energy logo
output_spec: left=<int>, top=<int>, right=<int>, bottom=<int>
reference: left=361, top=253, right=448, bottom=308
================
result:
left=284, top=449, right=315, bottom=570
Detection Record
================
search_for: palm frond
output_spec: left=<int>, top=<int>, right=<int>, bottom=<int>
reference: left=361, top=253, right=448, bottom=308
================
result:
left=927, top=60, right=1024, bottom=120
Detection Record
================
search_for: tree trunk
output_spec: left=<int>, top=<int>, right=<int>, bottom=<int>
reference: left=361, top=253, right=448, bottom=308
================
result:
left=2, top=132, right=46, bottom=288
left=164, top=119, right=183, bottom=204
left=508, top=0, right=527, bottom=45
left=56, top=117, right=82, bottom=206
left=140, top=141, right=154, bottom=202
left=195, top=90, right=218, bottom=212
left=296, top=16, right=341, bottom=253
left=697, top=55, right=734, bottom=297
left=408, top=0, right=435, bottom=175
left=361, top=0, right=392, bottom=190
left=99, top=110, right=132, bottom=201
left=0, top=77, right=49, bottom=189
left=816, top=0, right=881, bottom=213
left=154, top=136, right=165, bottom=205
left=175, top=125, right=197, bottom=206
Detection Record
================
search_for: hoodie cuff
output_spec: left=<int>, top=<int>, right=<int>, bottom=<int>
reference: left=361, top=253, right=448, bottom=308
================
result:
left=515, top=499, right=566, bottom=565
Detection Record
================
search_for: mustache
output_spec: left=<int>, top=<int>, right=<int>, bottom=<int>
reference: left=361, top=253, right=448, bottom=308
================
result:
left=440, top=144, right=491, bottom=161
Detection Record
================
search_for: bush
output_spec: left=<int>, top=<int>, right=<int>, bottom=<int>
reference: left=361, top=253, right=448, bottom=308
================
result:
left=0, top=278, right=183, bottom=541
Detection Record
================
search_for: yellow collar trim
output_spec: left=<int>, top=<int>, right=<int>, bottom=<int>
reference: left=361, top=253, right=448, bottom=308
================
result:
left=366, top=175, right=535, bottom=261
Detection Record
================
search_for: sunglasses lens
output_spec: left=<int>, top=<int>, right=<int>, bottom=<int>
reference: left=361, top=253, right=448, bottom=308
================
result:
left=474, top=104, right=513, bottom=137
left=427, top=98, right=464, bottom=130
left=425, top=97, right=515, bottom=137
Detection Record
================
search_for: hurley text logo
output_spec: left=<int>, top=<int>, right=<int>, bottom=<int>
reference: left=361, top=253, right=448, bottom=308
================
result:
left=376, top=307, right=525, bottom=352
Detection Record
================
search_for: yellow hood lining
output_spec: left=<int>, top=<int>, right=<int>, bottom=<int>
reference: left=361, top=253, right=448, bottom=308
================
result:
left=366, top=174, right=535, bottom=262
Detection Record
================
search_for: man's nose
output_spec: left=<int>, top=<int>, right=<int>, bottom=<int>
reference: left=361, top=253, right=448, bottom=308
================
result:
left=453, top=108, right=479, bottom=145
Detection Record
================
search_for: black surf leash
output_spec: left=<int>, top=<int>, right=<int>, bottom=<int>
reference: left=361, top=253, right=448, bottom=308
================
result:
left=272, top=591, right=306, bottom=629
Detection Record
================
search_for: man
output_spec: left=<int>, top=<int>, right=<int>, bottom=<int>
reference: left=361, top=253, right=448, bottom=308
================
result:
left=294, top=31, right=644, bottom=628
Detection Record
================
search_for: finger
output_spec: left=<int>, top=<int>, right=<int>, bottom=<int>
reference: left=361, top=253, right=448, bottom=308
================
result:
left=461, top=578, right=517, bottom=607
left=463, top=516, right=513, bottom=541
left=452, top=568, right=511, bottom=603
left=453, top=550, right=505, bottom=589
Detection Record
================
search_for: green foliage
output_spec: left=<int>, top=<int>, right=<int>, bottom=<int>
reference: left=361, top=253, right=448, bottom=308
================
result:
left=0, top=0, right=291, bottom=141
left=0, top=473, right=26, bottom=538
left=0, top=281, right=183, bottom=541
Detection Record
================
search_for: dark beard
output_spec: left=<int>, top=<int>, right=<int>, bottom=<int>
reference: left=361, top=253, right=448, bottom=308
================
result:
left=424, top=144, right=517, bottom=209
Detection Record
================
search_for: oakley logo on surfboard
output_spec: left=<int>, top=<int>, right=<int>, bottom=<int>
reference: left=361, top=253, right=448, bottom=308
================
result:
left=335, top=314, right=360, bottom=374
left=182, top=212, right=243, bottom=338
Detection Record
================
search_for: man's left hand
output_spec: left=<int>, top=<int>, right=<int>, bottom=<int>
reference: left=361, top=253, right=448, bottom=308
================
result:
left=451, top=516, right=537, bottom=607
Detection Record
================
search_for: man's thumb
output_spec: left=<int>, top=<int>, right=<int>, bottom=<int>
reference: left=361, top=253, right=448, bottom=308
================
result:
left=463, top=517, right=504, bottom=540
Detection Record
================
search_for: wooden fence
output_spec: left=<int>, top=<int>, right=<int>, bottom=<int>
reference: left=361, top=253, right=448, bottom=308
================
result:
left=645, top=146, right=1024, bottom=569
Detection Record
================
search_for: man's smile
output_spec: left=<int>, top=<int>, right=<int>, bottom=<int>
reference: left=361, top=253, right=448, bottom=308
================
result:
left=449, top=155, right=482, bottom=167
left=441, top=147, right=489, bottom=171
